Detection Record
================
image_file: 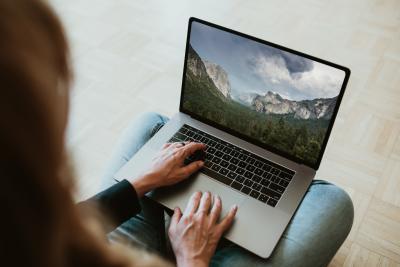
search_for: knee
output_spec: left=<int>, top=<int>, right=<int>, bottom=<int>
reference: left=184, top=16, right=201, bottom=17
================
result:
left=130, top=112, right=169, bottom=131
left=335, top=186, right=354, bottom=233
left=315, top=182, right=354, bottom=235
left=134, top=111, right=166, bottom=123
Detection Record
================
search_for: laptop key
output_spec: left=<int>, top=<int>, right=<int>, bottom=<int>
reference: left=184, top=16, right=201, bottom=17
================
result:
left=193, top=134, right=200, bottom=140
left=238, top=161, right=247, bottom=168
left=254, top=168, right=263, bottom=176
left=231, top=150, right=240, bottom=157
left=228, top=164, right=237, bottom=171
left=241, top=186, right=251, bottom=194
left=174, top=132, right=186, bottom=140
left=261, top=179, right=270, bottom=187
left=261, top=186, right=281, bottom=200
left=215, top=151, right=223, bottom=157
left=235, top=167, right=245, bottom=175
left=219, top=168, right=229, bottom=176
left=216, top=144, right=224, bottom=150
left=220, top=160, right=229, bottom=168
left=208, top=147, right=216, bottom=154
left=238, top=153, right=247, bottom=161
left=222, top=154, right=232, bottom=161
left=280, top=172, right=293, bottom=181
left=231, top=181, right=243, bottom=191
left=230, top=158, right=239, bottom=164
left=246, top=157, right=255, bottom=165
left=212, top=157, right=221, bottom=164
left=252, top=183, right=262, bottom=191
left=269, top=182, right=285, bottom=194
left=205, top=161, right=213, bottom=168
left=223, top=147, right=232, bottom=154
left=258, top=194, right=268, bottom=203
left=244, top=171, right=253, bottom=179
left=254, top=161, right=263, bottom=168
left=262, top=172, right=272, bottom=179
left=199, top=136, right=206, bottom=143
left=252, top=175, right=261, bottom=183
left=271, top=175, right=280, bottom=183
left=246, top=165, right=255, bottom=172
left=235, top=175, right=245, bottom=183
left=244, top=179, right=253, bottom=187
left=250, top=190, right=260, bottom=199
left=169, top=137, right=180, bottom=143
left=201, top=168, right=232, bottom=186
left=262, top=164, right=272, bottom=172
left=267, top=198, right=278, bottom=207
left=211, top=164, right=221, bottom=172
left=271, top=168, right=280, bottom=175
left=209, top=141, right=217, bottom=147
left=227, top=171, right=237, bottom=179
left=280, top=179, right=289, bottom=187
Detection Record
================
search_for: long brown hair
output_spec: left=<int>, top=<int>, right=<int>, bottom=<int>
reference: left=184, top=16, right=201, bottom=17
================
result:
left=0, top=1, right=168, bottom=266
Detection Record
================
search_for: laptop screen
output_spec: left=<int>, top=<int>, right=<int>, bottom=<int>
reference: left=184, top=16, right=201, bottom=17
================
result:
left=180, top=19, right=349, bottom=169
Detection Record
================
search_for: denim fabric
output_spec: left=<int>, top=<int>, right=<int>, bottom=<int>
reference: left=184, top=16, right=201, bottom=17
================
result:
left=103, top=112, right=354, bottom=266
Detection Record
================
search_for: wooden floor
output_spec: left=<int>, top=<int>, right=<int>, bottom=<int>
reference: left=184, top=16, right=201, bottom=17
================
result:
left=50, top=0, right=400, bottom=266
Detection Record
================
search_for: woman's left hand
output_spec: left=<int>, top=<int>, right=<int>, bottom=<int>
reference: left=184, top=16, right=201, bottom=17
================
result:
left=129, top=142, right=206, bottom=197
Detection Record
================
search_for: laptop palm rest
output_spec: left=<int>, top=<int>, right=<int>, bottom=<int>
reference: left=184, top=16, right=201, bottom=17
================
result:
left=151, top=172, right=246, bottom=232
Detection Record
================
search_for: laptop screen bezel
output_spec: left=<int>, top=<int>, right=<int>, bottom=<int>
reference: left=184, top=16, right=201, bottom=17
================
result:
left=179, top=17, right=350, bottom=170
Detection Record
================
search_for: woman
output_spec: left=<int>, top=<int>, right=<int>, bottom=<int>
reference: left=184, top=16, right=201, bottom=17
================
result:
left=0, top=1, right=354, bottom=266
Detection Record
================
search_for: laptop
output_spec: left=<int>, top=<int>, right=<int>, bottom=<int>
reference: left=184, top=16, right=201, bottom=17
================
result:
left=115, top=17, right=350, bottom=258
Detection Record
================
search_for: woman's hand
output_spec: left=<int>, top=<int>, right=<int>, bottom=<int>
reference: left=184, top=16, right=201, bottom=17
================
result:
left=130, top=142, right=205, bottom=197
left=168, top=191, right=238, bottom=267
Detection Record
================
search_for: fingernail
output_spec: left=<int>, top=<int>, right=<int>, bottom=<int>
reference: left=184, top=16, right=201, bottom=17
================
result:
left=198, top=161, right=204, bottom=167
left=232, top=205, right=238, bottom=211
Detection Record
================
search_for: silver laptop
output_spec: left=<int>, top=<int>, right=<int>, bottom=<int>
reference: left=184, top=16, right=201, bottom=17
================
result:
left=115, top=17, right=350, bottom=258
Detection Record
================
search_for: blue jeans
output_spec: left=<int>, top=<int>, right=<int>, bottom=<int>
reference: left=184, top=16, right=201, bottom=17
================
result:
left=103, top=112, right=354, bottom=267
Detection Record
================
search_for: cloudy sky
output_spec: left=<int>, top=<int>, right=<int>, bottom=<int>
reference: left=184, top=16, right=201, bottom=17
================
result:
left=190, top=21, right=345, bottom=101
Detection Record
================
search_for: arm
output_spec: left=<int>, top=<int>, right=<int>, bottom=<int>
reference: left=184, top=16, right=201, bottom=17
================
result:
left=78, top=142, right=206, bottom=232
left=77, top=179, right=141, bottom=232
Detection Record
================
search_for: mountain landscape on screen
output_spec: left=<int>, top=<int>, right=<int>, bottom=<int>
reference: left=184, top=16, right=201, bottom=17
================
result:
left=183, top=24, right=343, bottom=165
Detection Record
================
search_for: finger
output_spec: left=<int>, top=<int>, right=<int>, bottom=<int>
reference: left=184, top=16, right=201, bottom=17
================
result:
left=198, top=191, right=212, bottom=214
left=179, top=142, right=206, bottom=158
left=162, top=143, right=172, bottom=149
left=170, top=207, right=182, bottom=226
left=169, top=142, right=185, bottom=149
left=218, top=205, right=238, bottom=233
left=180, top=160, right=204, bottom=177
left=183, top=191, right=202, bottom=215
left=209, top=195, right=222, bottom=224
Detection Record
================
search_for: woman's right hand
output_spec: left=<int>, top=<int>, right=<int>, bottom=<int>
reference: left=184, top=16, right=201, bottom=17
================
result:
left=130, top=142, right=205, bottom=197
left=168, top=191, right=238, bottom=267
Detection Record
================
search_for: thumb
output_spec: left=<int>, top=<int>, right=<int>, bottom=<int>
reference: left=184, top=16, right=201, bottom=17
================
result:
left=181, top=160, right=204, bottom=177
left=218, top=205, right=238, bottom=234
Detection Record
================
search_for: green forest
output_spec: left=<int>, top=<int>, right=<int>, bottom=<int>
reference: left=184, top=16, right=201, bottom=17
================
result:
left=182, top=69, right=330, bottom=166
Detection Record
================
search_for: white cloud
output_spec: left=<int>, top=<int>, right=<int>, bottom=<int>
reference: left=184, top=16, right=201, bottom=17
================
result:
left=254, top=55, right=345, bottom=100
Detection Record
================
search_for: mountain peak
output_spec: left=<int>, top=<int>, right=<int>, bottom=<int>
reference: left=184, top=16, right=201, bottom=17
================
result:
left=204, top=61, right=231, bottom=98
left=248, top=91, right=337, bottom=119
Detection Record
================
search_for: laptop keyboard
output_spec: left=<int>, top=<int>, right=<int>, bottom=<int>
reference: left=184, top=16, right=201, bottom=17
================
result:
left=169, top=124, right=295, bottom=207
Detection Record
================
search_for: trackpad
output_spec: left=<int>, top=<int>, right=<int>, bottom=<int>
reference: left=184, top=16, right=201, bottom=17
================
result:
left=151, top=172, right=246, bottom=219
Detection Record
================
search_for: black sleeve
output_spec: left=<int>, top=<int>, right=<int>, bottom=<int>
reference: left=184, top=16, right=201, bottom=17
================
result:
left=77, top=179, right=141, bottom=232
